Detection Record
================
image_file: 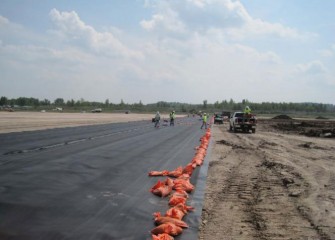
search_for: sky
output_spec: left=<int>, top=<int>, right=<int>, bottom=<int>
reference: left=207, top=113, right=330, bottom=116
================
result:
left=0, top=0, right=334, bottom=104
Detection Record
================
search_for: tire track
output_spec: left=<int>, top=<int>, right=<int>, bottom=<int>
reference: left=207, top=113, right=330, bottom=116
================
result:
left=200, top=125, right=326, bottom=240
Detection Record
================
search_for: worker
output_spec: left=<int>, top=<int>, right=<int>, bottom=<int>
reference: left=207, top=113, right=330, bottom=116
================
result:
left=244, top=106, right=251, bottom=115
left=244, top=106, right=251, bottom=122
left=169, top=110, right=176, bottom=126
left=201, top=113, right=208, bottom=129
left=154, top=111, right=161, bottom=128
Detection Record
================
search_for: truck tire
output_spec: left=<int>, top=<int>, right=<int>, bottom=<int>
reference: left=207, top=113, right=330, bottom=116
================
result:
left=252, top=129, right=256, bottom=133
left=233, top=125, right=237, bottom=132
left=229, top=125, right=233, bottom=131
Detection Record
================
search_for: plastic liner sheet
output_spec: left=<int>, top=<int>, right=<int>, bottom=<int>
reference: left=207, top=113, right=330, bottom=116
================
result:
left=0, top=119, right=211, bottom=240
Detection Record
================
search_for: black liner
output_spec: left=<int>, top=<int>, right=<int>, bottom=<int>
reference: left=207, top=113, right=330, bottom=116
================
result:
left=0, top=118, right=211, bottom=240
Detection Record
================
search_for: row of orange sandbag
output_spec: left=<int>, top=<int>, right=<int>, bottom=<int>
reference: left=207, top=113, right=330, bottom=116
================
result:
left=148, top=138, right=210, bottom=179
left=150, top=128, right=211, bottom=239
left=150, top=174, right=195, bottom=198
left=150, top=175, right=194, bottom=237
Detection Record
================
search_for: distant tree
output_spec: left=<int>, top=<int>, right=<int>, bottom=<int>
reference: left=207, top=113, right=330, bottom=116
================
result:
left=105, top=99, right=109, bottom=106
left=0, top=96, right=8, bottom=105
left=156, top=101, right=168, bottom=108
left=214, top=101, right=220, bottom=109
left=40, top=99, right=51, bottom=106
left=203, top=100, right=208, bottom=109
left=66, top=99, right=75, bottom=107
left=54, top=98, right=64, bottom=106
left=16, top=97, right=27, bottom=106
left=181, top=104, right=187, bottom=112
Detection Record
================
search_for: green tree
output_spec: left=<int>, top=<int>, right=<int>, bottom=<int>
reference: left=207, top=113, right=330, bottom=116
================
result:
left=203, top=100, right=208, bottom=109
left=16, top=97, right=27, bottom=106
left=54, top=98, right=64, bottom=106
left=0, top=96, right=8, bottom=106
left=66, top=99, right=75, bottom=107
left=40, top=99, right=51, bottom=106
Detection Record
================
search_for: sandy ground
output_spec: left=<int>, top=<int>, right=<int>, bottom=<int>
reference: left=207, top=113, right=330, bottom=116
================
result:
left=1, top=112, right=334, bottom=239
left=199, top=120, right=335, bottom=240
left=0, top=112, right=172, bottom=134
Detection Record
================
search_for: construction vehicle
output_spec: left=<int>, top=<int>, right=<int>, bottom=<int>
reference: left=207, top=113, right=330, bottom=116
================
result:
left=229, top=112, right=257, bottom=133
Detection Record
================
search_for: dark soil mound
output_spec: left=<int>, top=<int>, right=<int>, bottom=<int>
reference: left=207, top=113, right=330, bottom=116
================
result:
left=315, top=116, right=328, bottom=120
left=272, top=115, right=292, bottom=120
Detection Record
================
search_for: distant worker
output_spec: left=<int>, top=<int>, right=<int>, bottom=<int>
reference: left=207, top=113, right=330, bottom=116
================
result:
left=201, top=113, right=208, bottom=129
left=154, top=111, right=161, bottom=128
left=244, top=106, right=251, bottom=122
left=169, top=110, right=176, bottom=126
left=244, top=106, right=251, bottom=116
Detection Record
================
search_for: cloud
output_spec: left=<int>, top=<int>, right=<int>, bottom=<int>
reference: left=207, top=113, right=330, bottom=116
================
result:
left=49, top=9, right=143, bottom=59
left=296, top=60, right=327, bottom=75
left=233, top=44, right=281, bottom=64
left=318, top=49, right=333, bottom=58
left=140, top=0, right=313, bottom=41
left=0, top=15, right=10, bottom=25
left=0, top=15, right=32, bottom=43
left=0, top=4, right=332, bottom=104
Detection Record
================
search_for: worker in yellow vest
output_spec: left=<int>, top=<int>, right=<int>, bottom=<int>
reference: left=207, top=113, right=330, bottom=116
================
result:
left=244, top=106, right=251, bottom=115
left=244, top=106, right=251, bottom=122
left=169, top=110, right=176, bottom=126
left=201, top=113, right=208, bottom=129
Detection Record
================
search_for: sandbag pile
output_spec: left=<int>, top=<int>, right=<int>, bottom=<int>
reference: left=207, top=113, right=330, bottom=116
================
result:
left=149, top=128, right=211, bottom=239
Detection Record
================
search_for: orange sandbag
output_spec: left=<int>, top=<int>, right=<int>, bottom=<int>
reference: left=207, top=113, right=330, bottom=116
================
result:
left=169, top=195, right=187, bottom=206
left=150, top=180, right=172, bottom=197
left=153, top=212, right=189, bottom=228
left=165, top=178, right=174, bottom=187
left=182, top=163, right=195, bottom=176
left=152, top=233, right=174, bottom=240
left=167, top=166, right=183, bottom=178
left=192, top=156, right=203, bottom=166
left=172, top=203, right=194, bottom=213
left=149, top=170, right=169, bottom=176
left=173, top=178, right=194, bottom=193
left=177, top=173, right=190, bottom=180
left=171, top=189, right=188, bottom=198
left=151, top=223, right=182, bottom=236
left=165, top=207, right=186, bottom=220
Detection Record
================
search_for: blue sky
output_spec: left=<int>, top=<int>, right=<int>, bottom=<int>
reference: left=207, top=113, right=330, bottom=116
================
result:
left=0, top=0, right=334, bottom=104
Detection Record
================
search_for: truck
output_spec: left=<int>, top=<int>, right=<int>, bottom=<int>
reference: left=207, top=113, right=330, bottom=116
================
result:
left=214, top=113, right=224, bottom=124
left=229, top=112, right=257, bottom=133
left=91, top=108, right=102, bottom=113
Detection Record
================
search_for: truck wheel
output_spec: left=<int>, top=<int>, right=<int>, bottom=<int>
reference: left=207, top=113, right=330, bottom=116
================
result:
left=252, top=129, right=256, bottom=133
left=233, top=125, right=237, bottom=132
left=229, top=125, right=233, bottom=131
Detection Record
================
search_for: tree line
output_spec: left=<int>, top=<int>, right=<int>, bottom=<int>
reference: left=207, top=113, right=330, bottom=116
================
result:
left=0, top=96, right=334, bottom=114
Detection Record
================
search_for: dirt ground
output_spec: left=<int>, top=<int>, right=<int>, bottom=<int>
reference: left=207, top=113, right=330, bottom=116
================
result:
left=1, top=112, right=335, bottom=239
left=199, top=119, right=335, bottom=240
left=0, top=112, right=171, bottom=134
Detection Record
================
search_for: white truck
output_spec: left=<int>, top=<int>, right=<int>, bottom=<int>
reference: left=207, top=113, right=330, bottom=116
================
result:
left=229, top=112, right=257, bottom=133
